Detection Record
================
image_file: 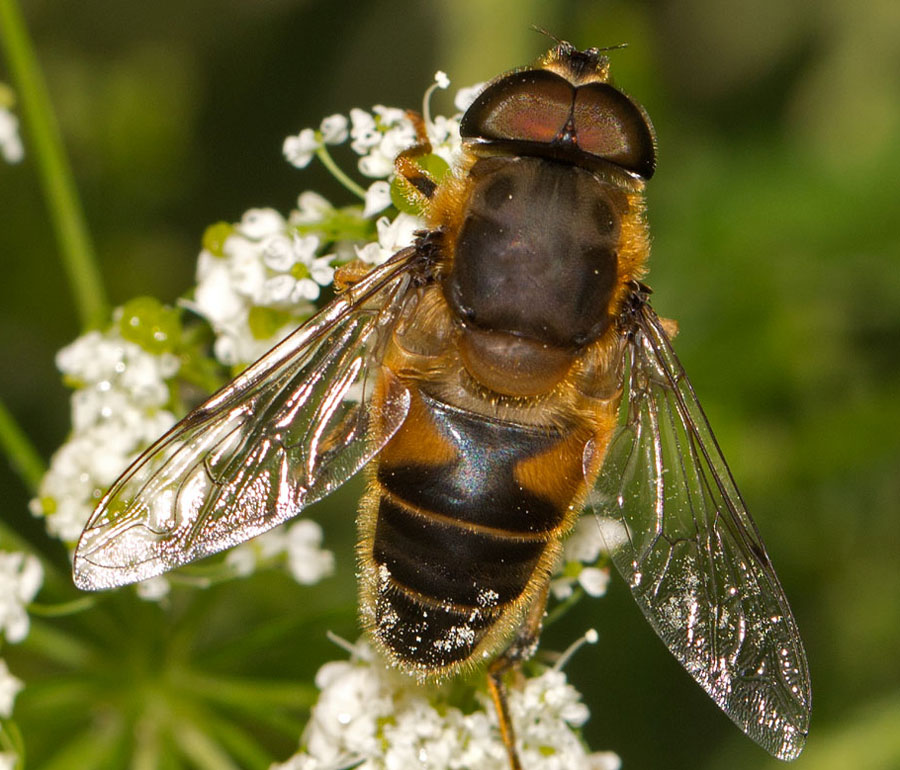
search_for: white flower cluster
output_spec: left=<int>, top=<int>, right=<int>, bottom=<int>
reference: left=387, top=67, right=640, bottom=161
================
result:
left=273, top=640, right=620, bottom=770
left=354, top=211, right=422, bottom=267
left=283, top=72, right=478, bottom=178
left=0, top=551, right=43, bottom=644
left=0, top=548, right=42, bottom=761
left=281, top=73, right=486, bottom=270
left=30, top=327, right=180, bottom=544
left=226, top=519, right=334, bottom=586
left=0, top=84, right=23, bottom=163
left=191, top=207, right=337, bottom=367
left=197, top=72, right=484, bottom=367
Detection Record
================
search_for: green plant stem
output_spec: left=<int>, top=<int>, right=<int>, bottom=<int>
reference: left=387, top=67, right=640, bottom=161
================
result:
left=0, top=0, right=108, bottom=330
left=316, top=145, right=368, bottom=200
left=28, top=596, right=97, bottom=617
left=0, top=397, right=45, bottom=493
left=171, top=720, right=241, bottom=770
left=544, top=586, right=585, bottom=627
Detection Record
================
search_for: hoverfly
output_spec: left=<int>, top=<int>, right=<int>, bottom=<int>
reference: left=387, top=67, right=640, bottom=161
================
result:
left=73, top=41, right=811, bottom=767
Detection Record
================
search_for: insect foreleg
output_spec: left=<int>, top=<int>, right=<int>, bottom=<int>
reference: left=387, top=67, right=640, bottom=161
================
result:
left=487, top=584, right=549, bottom=770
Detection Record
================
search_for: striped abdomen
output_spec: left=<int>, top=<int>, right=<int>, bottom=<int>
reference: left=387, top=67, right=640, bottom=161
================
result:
left=359, top=386, right=590, bottom=675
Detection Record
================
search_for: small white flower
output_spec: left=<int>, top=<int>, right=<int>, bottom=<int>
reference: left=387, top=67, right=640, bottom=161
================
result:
left=284, top=128, right=322, bottom=169
left=356, top=212, right=422, bottom=265
left=349, top=108, right=380, bottom=155
left=588, top=752, right=622, bottom=770
left=565, top=516, right=608, bottom=564
left=320, top=113, right=349, bottom=145
left=0, top=552, right=42, bottom=644
left=358, top=122, right=417, bottom=179
left=578, top=566, right=610, bottom=598
left=0, top=659, right=23, bottom=718
left=261, top=273, right=297, bottom=304
left=433, top=71, right=450, bottom=90
left=225, top=520, right=334, bottom=586
left=550, top=517, right=618, bottom=600
left=363, top=180, right=392, bottom=218
left=591, top=515, right=630, bottom=554
left=0, top=99, right=23, bottom=164
left=224, top=545, right=258, bottom=578
left=308, top=254, right=335, bottom=287
left=286, top=520, right=335, bottom=585
left=237, top=208, right=287, bottom=239
left=372, top=105, right=407, bottom=127
left=455, top=82, right=485, bottom=112
left=358, top=151, right=393, bottom=179
left=136, top=575, right=171, bottom=601
left=293, top=191, right=335, bottom=225
left=261, top=233, right=298, bottom=271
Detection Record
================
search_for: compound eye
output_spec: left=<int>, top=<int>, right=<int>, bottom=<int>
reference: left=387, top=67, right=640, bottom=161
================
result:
left=460, top=70, right=572, bottom=144
left=572, top=83, right=657, bottom=178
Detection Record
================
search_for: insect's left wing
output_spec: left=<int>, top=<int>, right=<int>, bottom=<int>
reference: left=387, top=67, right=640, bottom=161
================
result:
left=586, top=294, right=811, bottom=760
left=74, top=247, right=425, bottom=591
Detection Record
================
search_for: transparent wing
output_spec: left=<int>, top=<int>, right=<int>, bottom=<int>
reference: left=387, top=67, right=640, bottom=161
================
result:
left=586, top=297, right=811, bottom=760
left=74, top=247, right=425, bottom=590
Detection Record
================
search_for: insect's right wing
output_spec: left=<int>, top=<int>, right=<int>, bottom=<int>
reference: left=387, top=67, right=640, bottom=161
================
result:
left=585, top=296, right=810, bottom=761
left=73, top=247, right=426, bottom=591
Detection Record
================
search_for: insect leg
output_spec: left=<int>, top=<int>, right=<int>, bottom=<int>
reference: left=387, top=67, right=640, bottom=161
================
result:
left=333, top=260, right=376, bottom=291
left=392, top=111, right=439, bottom=210
left=487, top=584, right=549, bottom=770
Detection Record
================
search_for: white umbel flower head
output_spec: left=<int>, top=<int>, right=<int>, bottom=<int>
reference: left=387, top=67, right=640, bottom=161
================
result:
left=273, top=639, right=619, bottom=770
left=191, top=208, right=337, bottom=367
left=30, top=327, right=179, bottom=544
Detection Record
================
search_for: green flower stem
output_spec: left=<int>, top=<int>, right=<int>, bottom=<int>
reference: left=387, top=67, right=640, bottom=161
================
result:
left=181, top=670, right=318, bottom=710
left=0, top=721, right=25, bottom=760
left=131, top=725, right=161, bottom=770
left=544, top=586, right=585, bottom=628
left=28, top=596, right=97, bottom=617
left=25, top=618, right=97, bottom=669
left=171, top=720, right=241, bottom=770
left=187, top=708, right=272, bottom=767
left=315, top=144, right=368, bottom=200
left=0, top=396, right=45, bottom=493
left=38, top=721, right=123, bottom=770
left=195, top=707, right=274, bottom=768
left=0, top=0, right=108, bottom=330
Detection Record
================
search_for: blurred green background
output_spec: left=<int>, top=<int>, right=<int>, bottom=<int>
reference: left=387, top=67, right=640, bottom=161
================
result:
left=2, top=0, right=899, bottom=768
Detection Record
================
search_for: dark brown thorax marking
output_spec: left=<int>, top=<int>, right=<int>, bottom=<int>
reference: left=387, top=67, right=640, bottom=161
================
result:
left=444, top=156, right=628, bottom=397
